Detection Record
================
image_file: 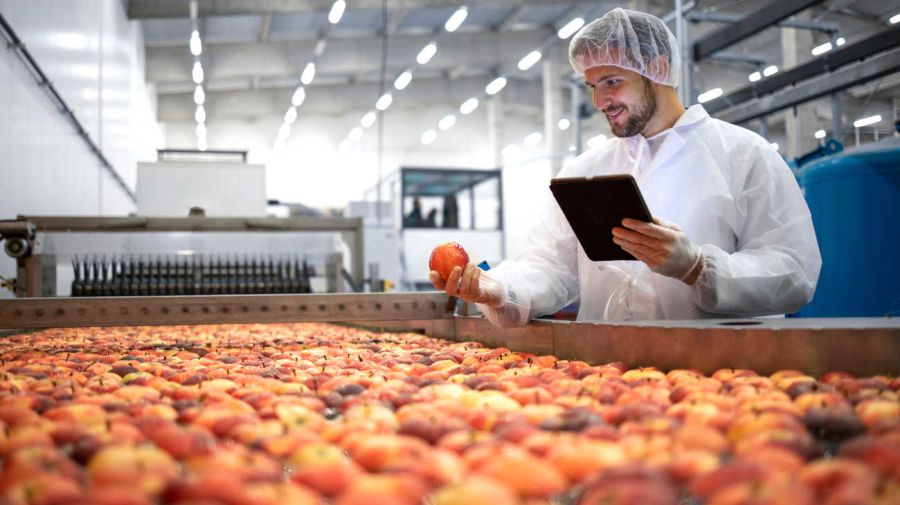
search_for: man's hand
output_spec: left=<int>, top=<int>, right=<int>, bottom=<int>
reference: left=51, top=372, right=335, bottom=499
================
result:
left=612, top=218, right=703, bottom=284
left=429, top=263, right=505, bottom=307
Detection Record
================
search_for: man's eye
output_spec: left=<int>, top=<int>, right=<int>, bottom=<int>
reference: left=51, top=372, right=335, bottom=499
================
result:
left=607, top=79, right=620, bottom=86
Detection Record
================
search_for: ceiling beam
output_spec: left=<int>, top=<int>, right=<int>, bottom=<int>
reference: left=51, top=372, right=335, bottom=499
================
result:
left=693, top=0, right=824, bottom=61
left=128, top=0, right=600, bottom=19
left=715, top=47, right=900, bottom=125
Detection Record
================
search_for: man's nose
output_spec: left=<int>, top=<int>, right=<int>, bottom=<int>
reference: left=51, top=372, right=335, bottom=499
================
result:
left=593, top=89, right=610, bottom=111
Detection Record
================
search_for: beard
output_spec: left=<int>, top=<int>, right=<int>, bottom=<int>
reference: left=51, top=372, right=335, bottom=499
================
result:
left=605, top=78, right=657, bottom=138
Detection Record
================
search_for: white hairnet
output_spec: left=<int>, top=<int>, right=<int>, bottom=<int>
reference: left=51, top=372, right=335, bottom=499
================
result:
left=568, top=8, right=680, bottom=88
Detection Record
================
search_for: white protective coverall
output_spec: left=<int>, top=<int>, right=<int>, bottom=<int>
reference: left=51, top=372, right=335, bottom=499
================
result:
left=479, top=104, right=822, bottom=326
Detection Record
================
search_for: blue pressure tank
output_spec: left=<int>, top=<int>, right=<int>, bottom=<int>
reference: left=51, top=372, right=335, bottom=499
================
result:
left=792, top=137, right=900, bottom=317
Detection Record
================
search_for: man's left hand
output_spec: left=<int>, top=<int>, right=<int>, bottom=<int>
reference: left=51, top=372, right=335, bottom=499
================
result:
left=612, top=218, right=702, bottom=284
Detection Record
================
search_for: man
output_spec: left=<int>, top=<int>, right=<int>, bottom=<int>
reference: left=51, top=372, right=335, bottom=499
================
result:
left=430, top=8, right=821, bottom=326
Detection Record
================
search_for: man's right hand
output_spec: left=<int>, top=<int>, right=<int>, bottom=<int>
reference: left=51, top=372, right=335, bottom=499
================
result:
left=429, top=263, right=505, bottom=307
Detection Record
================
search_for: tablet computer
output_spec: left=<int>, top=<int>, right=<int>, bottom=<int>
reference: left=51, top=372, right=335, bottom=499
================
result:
left=549, top=174, right=654, bottom=261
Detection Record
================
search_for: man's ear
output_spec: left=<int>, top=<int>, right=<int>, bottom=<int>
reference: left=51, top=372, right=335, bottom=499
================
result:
left=649, top=56, right=670, bottom=83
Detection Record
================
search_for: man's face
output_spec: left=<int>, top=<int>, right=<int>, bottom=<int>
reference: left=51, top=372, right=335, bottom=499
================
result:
left=584, top=65, right=657, bottom=137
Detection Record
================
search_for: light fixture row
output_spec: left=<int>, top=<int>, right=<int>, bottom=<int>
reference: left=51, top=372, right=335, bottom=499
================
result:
left=338, top=6, right=585, bottom=150
left=188, top=1, right=207, bottom=151
left=274, top=0, right=344, bottom=150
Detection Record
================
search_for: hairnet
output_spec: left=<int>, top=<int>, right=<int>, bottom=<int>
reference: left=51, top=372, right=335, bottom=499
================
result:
left=568, top=8, right=680, bottom=88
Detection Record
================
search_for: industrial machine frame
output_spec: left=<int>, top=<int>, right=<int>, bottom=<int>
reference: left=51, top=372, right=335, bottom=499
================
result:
left=0, top=215, right=365, bottom=298
left=0, top=293, right=897, bottom=377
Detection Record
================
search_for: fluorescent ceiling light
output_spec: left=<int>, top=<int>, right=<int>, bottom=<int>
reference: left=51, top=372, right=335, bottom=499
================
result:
left=485, top=77, right=507, bottom=95
left=459, top=97, right=479, bottom=115
left=558, top=118, right=571, bottom=130
left=278, top=123, right=290, bottom=139
left=557, top=17, right=585, bottom=39
left=891, top=13, right=900, bottom=24
left=283, top=107, right=297, bottom=125
left=438, top=114, right=456, bottom=130
left=523, top=132, right=543, bottom=147
left=300, top=63, right=316, bottom=85
left=196, top=123, right=207, bottom=138
left=291, top=87, right=306, bottom=107
left=811, top=41, right=832, bottom=56
left=518, top=50, right=542, bottom=71
left=194, top=105, right=206, bottom=123
left=394, top=71, right=412, bottom=90
left=853, top=114, right=881, bottom=128
left=193, top=85, right=205, bottom=105
left=587, top=134, right=607, bottom=149
left=328, top=0, right=346, bottom=24
left=375, top=93, right=393, bottom=111
left=192, top=62, right=204, bottom=84
left=762, top=65, right=778, bottom=77
left=421, top=129, right=437, bottom=145
left=748, top=71, right=761, bottom=82
left=697, top=87, right=723, bottom=104
left=444, top=6, right=468, bottom=32
left=836, top=37, right=845, bottom=46
left=197, top=138, right=207, bottom=151
left=361, top=111, right=376, bottom=128
left=501, top=144, right=520, bottom=158
left=190, top=31, right=202, bottom=56
left=349, top=126, right=363, bottom=141
left=814, top=129, right=826, bottom=139
left=417, top=42, right=437, bottom=65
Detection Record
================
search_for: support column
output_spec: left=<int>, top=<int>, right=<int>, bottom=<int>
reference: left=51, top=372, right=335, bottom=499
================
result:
left=543, top=48, right=565, bottom=177
left=571, top=80, right=584, bottom=155
left=831, top=93, right=843, bottom=143
left=781, top=17, right=816, bottom=159
left=893, top=97, right=898, bottom=138
left=487, top=95, right=504, bottom=168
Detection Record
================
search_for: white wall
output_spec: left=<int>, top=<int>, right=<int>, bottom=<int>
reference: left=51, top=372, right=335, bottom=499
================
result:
left=164, top=104, right=504, bottom=210
left=0, top=0, right=161, bottom=296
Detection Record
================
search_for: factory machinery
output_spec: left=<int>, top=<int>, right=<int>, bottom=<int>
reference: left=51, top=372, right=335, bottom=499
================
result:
left=70, top=254, right=313, bottom=297
left=0, top=215, right=367, bottom=297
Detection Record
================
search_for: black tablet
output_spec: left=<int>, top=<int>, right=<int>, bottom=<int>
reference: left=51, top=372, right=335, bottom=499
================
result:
left=549, top=174, right=654, bottom=261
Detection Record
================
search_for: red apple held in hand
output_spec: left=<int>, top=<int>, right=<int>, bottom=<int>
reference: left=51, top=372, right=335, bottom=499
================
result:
left=429, top=242, right=470, bottom=282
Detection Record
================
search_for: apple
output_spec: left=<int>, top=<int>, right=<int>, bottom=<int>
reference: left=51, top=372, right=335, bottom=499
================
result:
left=88, top=445, right=179, bottom=495
left=473, top=446, right=568, bottom=498
left=429, top=242, right=470, bottom=282
left=579, top=465, right=678, bottom=505
left=334, top=474, right=429, bottom=505
left=431, top=476, right=518, bottom=505
left=798, top=457, right=878, bottom=502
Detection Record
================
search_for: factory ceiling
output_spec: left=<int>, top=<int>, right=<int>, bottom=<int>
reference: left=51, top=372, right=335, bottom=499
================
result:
left=129, top=0, right=898, bottom=134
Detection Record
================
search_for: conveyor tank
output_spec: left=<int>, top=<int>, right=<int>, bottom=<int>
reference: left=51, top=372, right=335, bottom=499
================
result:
left=794, top=138, right=900, bottom=317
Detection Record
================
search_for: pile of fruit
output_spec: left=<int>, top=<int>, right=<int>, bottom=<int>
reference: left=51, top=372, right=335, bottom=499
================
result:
left=0, top=323, right=898, bottom=505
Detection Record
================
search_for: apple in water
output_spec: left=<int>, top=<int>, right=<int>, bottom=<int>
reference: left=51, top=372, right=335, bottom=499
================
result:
left=429, top=242, right=470, bottom=282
